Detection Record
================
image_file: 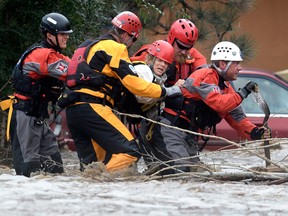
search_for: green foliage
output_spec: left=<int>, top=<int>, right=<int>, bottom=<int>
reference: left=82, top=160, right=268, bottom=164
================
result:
left=229, top=33, right=256, bottom=61
left=192, top=0, right=256, bottom=60
left=0, top=0, right=111, bottom=94
left=66, top=0, right=112, bottom=52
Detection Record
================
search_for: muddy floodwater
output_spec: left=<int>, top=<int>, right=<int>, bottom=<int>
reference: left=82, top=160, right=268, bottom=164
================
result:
left=1, top=139, right=288, bottom=216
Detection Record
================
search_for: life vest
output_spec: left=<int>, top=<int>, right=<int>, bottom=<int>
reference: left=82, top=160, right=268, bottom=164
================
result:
left=66, top=36, right=113, bottom=90
left=165, top=60, right=196, bottom=87
left=12, top=44, right=44, bottom=97
left=164, top=95, right=222, bottom=131
left=65, top=36, right=145, bottom=122
left=12, top=43, right=62, bottom=117
left=130, top=44, right=150, bottom=62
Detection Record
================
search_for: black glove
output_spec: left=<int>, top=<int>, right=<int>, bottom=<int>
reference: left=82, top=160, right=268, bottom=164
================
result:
left=47, top=78, right=65, bottom=102
left=237, top=81, right=258, bottom=99
left=250, top=127, right=272, bottom=140
left=164, top=86, right=182, bottom=97
left=57, top=89, right=79, bottom=109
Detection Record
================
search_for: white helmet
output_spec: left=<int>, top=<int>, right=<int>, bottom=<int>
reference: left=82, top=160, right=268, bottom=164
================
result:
left=210, top=41, right=243, bottom=61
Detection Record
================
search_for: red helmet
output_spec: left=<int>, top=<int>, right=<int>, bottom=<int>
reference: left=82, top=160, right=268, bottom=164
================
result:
left=111, top=11, right=142, bottom=38
left=148, top=40, right=174, bottom=64
left=167, top=19, right=198, bottom=46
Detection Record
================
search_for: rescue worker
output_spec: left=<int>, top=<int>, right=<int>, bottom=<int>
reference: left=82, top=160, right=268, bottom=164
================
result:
left=61, top=11, right=180, bottom=173
left=146, top=41, right=271, bottom=174
left=182, top=41, right=271, bottom=141
left=161, top=19, right=207, bottom=132
left=131, top=40, right=174, bottom=166
left=165, top=18, right=208, bottom=86
left=5, top=12, right=72, bottom=177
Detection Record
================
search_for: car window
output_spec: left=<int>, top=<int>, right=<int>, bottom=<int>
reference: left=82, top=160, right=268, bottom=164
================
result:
left=233, top=76, right=288, bottom=115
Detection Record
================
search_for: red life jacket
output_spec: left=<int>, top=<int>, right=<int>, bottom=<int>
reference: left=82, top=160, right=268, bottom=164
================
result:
left=67, top=35, right=113, bottom=89
left=130, top=44, right=150, bottom=62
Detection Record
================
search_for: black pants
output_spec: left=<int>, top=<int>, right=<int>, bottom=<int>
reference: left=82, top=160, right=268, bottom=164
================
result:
left=66, top=103, right=141, bottom=171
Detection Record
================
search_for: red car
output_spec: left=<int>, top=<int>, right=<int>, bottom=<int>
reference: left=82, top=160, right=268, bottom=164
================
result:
left=203, top=68, right=288, bottom=150
left=49, top=109, right=76, bottom=151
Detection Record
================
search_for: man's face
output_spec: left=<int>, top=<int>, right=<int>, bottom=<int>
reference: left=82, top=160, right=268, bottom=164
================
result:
left=223, top=61, right=242, bottom=81
left=121, top=32, right=137, bottom=48
left=172, top=39, right=193, bottom=63
left=47, top=33, right=70, bottom=49
left=57, top=33, right=70, bottom=49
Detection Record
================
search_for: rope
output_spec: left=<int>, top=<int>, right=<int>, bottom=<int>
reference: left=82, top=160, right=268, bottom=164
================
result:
left=112, top=109, right=288, bottom=173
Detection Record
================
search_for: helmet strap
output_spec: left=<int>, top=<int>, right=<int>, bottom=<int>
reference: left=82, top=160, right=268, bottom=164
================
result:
left=55, top=34, right=61, bottom=50
left=125, top=36, right=134, bottom=47
left=47, top=33, right=61, bottom=51
left=212, top=61, right=232, bottom=80
left=113, top=27, right=127, bottom=45
left=113, top=27, right=135, bottom=47
left=148, top=57, right=156, bottom=73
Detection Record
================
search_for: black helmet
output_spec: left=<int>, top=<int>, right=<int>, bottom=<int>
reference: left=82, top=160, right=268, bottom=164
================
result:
left=40, top=12, right=73, bottom=35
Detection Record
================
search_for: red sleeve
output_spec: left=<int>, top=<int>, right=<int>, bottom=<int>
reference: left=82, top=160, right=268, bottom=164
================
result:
left=47, top=51, right=70, bottom=81
left=183, top=69, right=243, bottom=113
left=204, top=84, right=243, bottom=113
left=23, top=48, right=69, bottom=81
left=224, top=113, right=256, bottom=139
left=189, top=48, right=207, bottom=69
left=183, top=68, right=256, bottom=140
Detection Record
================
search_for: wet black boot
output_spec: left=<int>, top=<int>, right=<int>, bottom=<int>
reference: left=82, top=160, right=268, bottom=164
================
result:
left=41, top=152, right=64, bottom=174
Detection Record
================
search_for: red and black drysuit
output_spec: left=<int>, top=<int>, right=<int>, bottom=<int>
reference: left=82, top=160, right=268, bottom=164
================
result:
left=146, top=66, right=259, bottom=174
left=9, top=41, right=68, bottom=177
left=182, top=67, right=257, bottom=139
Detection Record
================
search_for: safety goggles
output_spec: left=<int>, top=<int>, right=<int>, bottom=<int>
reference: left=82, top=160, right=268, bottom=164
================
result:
left=129, top=34, right=137, bottom=43
left=175, top=40, right=193, bottom=50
